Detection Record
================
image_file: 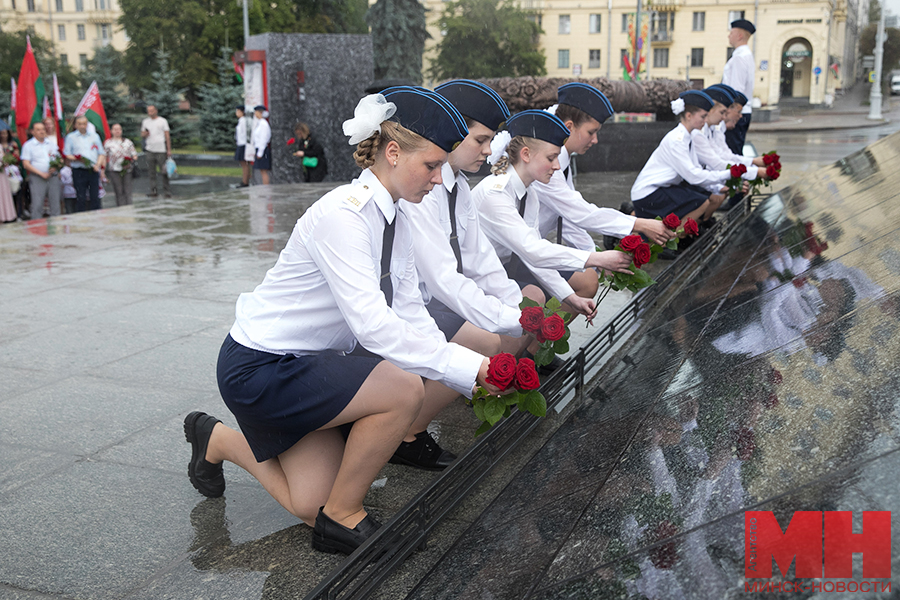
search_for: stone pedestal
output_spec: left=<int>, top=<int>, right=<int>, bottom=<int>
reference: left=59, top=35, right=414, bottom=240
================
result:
left=246, top=33, right=374, bottom=184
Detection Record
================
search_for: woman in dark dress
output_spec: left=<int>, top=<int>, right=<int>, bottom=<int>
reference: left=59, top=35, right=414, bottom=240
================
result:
left=292, top=122, right=328, bottom=182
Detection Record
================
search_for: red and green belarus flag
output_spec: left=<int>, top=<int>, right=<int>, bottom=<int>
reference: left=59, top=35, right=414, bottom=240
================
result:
left=15, top=36, right=46, bottom=145
left=74, top=80, right=111, bottom=141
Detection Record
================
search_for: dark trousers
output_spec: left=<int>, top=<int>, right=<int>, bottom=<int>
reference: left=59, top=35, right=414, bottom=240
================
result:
left=72, top=168, right=101, bottom=212
left=725, top=113, right=751, bottom=155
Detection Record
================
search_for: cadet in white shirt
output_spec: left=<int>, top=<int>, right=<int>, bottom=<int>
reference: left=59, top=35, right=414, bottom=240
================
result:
left=722, top=19, right=756, bottom=154
left=234, top=105, right=252, bottom=187
left=183, top=89, right=501, bottom=556
left=251, top=104, right=272, bottom=184
left=691, top=86, right=766, bottom=177
left=473, top=110, right=633, bottom=320
left=631, top=91, right=755, bottom=226
left=533, top=83, right=676, bottom=251
left=398, top=81, right=541, bottom=470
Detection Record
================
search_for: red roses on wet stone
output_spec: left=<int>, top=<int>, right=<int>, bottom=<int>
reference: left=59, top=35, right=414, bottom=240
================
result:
left=470, top=352, right=547, bottom=436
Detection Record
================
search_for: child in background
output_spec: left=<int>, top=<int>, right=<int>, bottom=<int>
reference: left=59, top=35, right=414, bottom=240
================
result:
left=60, top=165, right=77, bottom=214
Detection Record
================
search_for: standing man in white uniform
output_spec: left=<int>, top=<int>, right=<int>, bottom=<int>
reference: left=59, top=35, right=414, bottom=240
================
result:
left=722, top=19, right=756, bottom=155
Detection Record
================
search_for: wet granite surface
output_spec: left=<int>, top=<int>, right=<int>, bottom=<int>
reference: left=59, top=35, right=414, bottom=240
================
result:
left=405, top=135, right=900, bottom=599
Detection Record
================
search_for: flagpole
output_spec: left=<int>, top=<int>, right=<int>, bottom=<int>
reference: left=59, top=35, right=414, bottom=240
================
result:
left=243, top=0, right=249, bottom=49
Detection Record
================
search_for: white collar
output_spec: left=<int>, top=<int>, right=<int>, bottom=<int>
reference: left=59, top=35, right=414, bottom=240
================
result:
left=558, top=145, right=571, bottom=171
left=441, top=161, right=468, bottom=192
left=359, top=168, right=396, bottom=224
left=733, top=45, right=751, bottom=56
left=508, top=165, right=528, bottom=199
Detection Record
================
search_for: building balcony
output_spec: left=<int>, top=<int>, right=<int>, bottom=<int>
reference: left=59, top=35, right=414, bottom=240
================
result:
left=86, top=10, right=116, bottom=23
left=92, top=37, right=111, bottom=48
left=520, top=0, right=542, bottom=10
left=651, top=30, right=673, bottom=43
left=648, top=0, right=680, bottom=12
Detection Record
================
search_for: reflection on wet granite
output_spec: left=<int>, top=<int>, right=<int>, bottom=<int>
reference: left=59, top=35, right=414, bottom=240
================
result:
left=405, top=133, right=900, bottom=599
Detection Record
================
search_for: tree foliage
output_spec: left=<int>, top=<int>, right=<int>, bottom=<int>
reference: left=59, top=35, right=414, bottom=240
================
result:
left=142, top=48, right=193, bottom=147
left=869, top=0, right=882, bottom=25
left=428, top=0, right=546, bottom=81
left=198, top=48, right=244, bottom=150
left=367, top=0, right=429, bottom=84
left=860, top=23, right=900, bottom=75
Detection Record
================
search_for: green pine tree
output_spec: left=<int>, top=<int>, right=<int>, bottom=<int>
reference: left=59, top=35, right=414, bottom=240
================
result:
left=198, top=48, right=244, bottom=151
left=367, top=0, right=429, bottom=84
left=142, top=47, right=193, bottom=148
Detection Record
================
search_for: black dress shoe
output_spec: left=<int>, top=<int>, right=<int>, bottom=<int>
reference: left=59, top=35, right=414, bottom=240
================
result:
left=389, top=431, right=457, bottom=471
left=311, top=508, right=382, bottom=555
left=184, top=411, right=225, bottom=498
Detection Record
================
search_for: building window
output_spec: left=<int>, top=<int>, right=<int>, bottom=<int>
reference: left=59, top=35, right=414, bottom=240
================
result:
left=691, top=47, right=704, bottom=67
left=653, top=48, right=669, bottom=68
left=99, top=23, right=109, bottom=39
left=79, top=53, right=88, bottom=69
left=75, top=0, right=83, bottom=11
left=27, top=0, right=35, bottom=12
left=56, top=0, right=63, bottom=10
left=77, top=24, right=85, bottom=40
left=692, top=12, right=705, bottom=31
left=58, top=24, right=66, bottom=40
left=559, top=15, right=571, bottom=34
left=11, top=0, right=15, bottom=8
left=728, top=10, right=745, bottom=23
left=558, top=49, right=570, bottom=69
left=589, top=49, right=601, bottom=69
left=60, top=54, right=68, bottom=66
left=526, top=14, right=542, bottom=27
left=622, top=14, right=629, bottom=32
left=620, top=48, right=629, bottom=68
left=589, top=14, right=601, bottom=33
left=653, top=12, right=674, bottom=35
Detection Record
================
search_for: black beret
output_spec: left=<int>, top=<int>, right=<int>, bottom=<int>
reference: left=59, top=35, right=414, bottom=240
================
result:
left=557, top=82, right=615, bottom=123
left=703, top=86, right=735, bottom=106
left=731, top=19, right=756, bottom=34
left=435, top=80, right=510, bottom=132
left=680, top=90, right=715, bottom=111
left=506, top=109, right=570, bottom=147
left=381, top=86, right=469, bottom=153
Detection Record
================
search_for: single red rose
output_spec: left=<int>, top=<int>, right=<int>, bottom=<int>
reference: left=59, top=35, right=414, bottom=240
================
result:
left=514, top=358, right=541, bottom=391
left=766, top=165, right=778, bottom=178
left=540, top=313, right=566, bottom=342
left=619, top=234, right=643, bottom=252
left=792, top=276, right=807, bottom=288
left=768, top=368, right=783, bottom=385
left=286, top=137, right=296, bottom=145
left=771, top=152, right=780, bottom=162
left=770, top=170, right=780, bottom=181
left=519, top=306, right=545, bottom=334
left=684, top=218, right=699, bottom=237
left=729, top=164, right=743, bottom=178
left=485, top=352, right=517, bottom=390
left=763, top=153, right=776, bottom=165
left=662, top=213, right=681, bottom=230
left=773, top=161, right=782, bottom=171
left=632, top=242, right=652, bottom=268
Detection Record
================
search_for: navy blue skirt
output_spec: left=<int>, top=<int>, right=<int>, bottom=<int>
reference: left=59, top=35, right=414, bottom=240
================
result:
left=234, top=145, right=246, bottom=162
left=633, top=181, right=708, bottom=219
left=426, top=298, right=466, bottom=340
left=216, top=334, right=381, bottom=462
left=253, top=146, right=271, bottom=170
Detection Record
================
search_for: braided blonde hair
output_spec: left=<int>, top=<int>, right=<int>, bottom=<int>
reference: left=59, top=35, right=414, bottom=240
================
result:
left=490, top=136, right=529, bottom=175
left=354, top=121, right=427, bottom=169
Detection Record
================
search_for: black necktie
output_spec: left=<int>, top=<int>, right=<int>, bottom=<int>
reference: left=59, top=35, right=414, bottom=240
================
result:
left=381, top=215, right=395, bottom=307
left=557, top=166, right=571, bottom=245
left=447, top=184, right=463, bottom=274
left=507, top=192, right=529, bottom=279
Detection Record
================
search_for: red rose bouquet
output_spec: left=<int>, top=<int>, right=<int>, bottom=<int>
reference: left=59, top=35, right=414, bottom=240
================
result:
left=597, top=233, right=657, bottom=303
left=48, top=152, right=65, bottom=171
left=469, top=352, right=547, bottom=435
left=73, top=154, right=93, bottom=168
left=746, top=151, right=781, bottom=196
left=724, top=163, right=748, bottom=198
left=2, top=151, right=20, bottom=166
left=121, top=156, right=134, bottom=171
left=518, top=297, right=572, bottom=367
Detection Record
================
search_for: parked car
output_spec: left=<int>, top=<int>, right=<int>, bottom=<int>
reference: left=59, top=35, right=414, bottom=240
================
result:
left=891, top=74, right=900, bottom=95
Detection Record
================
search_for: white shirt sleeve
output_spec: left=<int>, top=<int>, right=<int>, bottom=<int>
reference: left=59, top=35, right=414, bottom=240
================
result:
left=308, top=205, right=483, bottom=397
left=403, top=191, right=524, bottom=336
left=532, top=169, right=636, bottom=238
left=691, top=128, right=759, bottom=179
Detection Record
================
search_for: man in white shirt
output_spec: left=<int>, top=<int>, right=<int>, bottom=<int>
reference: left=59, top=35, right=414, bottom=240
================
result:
left=140, top=104, right=172, bottom=198
left=21, top=122, right=62, bottom=219
left=722, top=19, right=756, bottom=155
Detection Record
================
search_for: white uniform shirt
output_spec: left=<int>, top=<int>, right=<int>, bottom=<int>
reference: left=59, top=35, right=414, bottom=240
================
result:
left=252, top=118, right=271, bottom=158
left=631, top=123, right=736, bottom=201
left=235, top=116, right=249, bottom=146
left=229, top=168, right=484, bottom=397
left=21, top=136, right=59, bottom=173
left=140, top=116, right=170, bottom=153
left=691, top=124, right=758, bottom=177
left=722, top=45, right=755, bottom=115
left=711, top=121, right=750, bottom=163
left=472, top=166, right=590, bottom=301
left=534, top=145, right=637, bottom=251
left=401, top=162, right=523, bottom=336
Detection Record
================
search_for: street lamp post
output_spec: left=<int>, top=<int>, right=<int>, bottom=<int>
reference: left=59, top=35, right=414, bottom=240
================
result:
left=868, top=7, right=885, bottom=120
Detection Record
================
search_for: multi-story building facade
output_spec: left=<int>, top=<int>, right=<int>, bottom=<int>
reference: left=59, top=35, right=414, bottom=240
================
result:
left=423, top=0, right=865, bottom=107
left=0, top=0, right=128, bottom=70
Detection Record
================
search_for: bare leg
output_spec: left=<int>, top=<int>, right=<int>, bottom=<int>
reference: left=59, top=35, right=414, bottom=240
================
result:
left=206, top=360, right=423, bottom=529
left=684, top=199, right=712, bottom=224
left=405, top=322, right=500, bottom=441
left=241, top=161, right=252, bottom=185
left=260, top=170, right=270, bottom=185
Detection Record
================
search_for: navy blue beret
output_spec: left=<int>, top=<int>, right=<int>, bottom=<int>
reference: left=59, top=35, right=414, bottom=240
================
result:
left=506, top=110, right=570, bottom=147
left=680, top=90, right=714, bottom=111
left=434, top=80, right=510, bottom=132
left=382, top=86, right=469, bottom=153
left=703, top=86, right=734, bottom=106
left=253, top=105, right=267, bottom=112
left=731, top=19, right=756, bottom=34
left=708, top=84, right=746, bottom=106
left=557, top=82, right=615, bottom=123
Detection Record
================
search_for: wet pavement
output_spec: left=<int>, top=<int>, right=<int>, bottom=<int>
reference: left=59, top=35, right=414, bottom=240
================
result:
left=2, top=128, right=899, bottom=599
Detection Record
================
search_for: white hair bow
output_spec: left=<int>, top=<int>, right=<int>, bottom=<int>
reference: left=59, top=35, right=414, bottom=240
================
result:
left=545, top=104, right=559, bottom=115
left=343, top=94, right=397, bottom=145
left=487, top=130, right=512, bottom=165
left=670, top=98, right=685, bottom=115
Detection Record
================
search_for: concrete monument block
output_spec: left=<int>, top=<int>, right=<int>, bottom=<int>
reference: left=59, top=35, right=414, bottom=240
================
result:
left=246, top=33, right=374, bottom=183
